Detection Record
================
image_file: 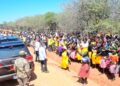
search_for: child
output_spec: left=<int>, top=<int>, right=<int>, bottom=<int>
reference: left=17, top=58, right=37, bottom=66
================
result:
left=78, top=57, right=90, bottom=85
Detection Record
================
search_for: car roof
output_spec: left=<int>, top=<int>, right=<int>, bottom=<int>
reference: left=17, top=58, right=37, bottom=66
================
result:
left=0, top=36, right=24, bottom=47
left=0, top=35, right=18, bottom=40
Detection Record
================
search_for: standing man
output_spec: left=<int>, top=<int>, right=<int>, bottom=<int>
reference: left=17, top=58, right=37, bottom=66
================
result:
left=14, top=51, right=31, bottom=86
left=39, top=42, right=48, bottom=72
left=34, top=37, right=40, bottom=62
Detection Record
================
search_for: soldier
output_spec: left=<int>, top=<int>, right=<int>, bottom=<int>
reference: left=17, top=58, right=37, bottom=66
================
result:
left=14, top=51, right=31, bottom=86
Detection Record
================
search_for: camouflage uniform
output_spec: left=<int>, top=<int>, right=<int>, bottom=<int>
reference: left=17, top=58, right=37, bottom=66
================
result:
left=14, top=57, right=30, bottom=86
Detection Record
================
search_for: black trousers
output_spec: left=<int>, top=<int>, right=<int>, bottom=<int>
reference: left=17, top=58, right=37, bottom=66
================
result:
left=35, top=51, right=39, bottom=61
left=40, top=59, right=48, bottom=72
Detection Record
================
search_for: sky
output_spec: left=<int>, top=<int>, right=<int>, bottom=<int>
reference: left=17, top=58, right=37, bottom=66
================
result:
left=0, top=0, right=68, bottom=23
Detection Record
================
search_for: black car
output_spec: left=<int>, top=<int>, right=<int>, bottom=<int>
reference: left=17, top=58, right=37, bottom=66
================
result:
left=0, top=35, right=34, bottom=81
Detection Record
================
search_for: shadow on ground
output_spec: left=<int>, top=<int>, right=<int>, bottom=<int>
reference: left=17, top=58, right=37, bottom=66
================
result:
left=30, top=72, right=37, bottom=81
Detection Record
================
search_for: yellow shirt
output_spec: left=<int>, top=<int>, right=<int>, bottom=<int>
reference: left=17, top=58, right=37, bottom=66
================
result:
left=48, top=38, right=53, bottom=46
left=54, top=38, right=59, bottom=46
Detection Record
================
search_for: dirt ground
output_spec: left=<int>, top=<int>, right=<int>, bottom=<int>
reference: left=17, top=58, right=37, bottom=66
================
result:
left=46, top=49, right=120, bottom=86
left=0, top=47, right=120, bottom=86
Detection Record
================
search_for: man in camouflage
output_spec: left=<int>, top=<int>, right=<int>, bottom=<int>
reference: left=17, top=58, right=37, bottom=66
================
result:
left=14, top=51, right=31, bottom=86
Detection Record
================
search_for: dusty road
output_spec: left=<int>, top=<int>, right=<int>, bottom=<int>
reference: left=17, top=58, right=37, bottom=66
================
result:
left=0, top=47, right=99, bottom=86
left=1, top=47, right=120, bottom=86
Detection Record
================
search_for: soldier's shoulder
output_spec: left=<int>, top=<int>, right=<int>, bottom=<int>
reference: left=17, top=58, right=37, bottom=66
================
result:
left=15, top=57, right=26, bottom=63
left=15, top=57, right=23, bottom=61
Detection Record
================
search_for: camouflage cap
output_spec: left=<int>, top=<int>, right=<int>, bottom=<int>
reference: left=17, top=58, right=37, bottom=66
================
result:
left=19, top=50, right=27, bottom=56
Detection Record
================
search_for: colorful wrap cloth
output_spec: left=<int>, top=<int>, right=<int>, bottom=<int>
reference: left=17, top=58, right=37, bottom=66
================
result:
left=78, top=63, right=90, bottom=78
left=91, top=50, right=97, bottom=65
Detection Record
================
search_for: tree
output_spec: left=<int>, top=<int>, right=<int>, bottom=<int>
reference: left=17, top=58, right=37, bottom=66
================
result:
left=4, top=0, right=120, bottom=33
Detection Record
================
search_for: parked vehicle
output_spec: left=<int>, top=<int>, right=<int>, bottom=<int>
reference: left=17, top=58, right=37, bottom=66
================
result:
left=0, top=36, right=34, bottom=81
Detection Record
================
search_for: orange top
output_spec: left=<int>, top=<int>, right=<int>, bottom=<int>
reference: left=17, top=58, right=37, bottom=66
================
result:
left=110, top=55, right=119, bottom=63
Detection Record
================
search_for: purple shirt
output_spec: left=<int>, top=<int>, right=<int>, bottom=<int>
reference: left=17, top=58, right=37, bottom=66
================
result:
left=58, top=46, right=63, bottom=52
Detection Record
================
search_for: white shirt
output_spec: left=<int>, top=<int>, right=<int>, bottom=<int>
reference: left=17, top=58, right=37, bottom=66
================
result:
left=81, top=41, right=89, bottom=48
left=39, top=46, right=46, bottom=61
left=35, top=41, right=40, bottom=51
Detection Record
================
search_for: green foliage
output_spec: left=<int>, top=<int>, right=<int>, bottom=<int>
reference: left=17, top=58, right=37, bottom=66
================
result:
left=4, top=0, right=120, bottom=33
left=44, top=12, right=56, bottom=25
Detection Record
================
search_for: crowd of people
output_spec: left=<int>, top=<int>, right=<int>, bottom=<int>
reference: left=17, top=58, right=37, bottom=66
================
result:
left=20, top=30, right=120, bottom=84
left=0, top=29, right=120, bottom=85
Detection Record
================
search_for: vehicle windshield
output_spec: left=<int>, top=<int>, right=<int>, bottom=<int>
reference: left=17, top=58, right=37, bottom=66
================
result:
left=0, top=44, right=27, bottom=59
